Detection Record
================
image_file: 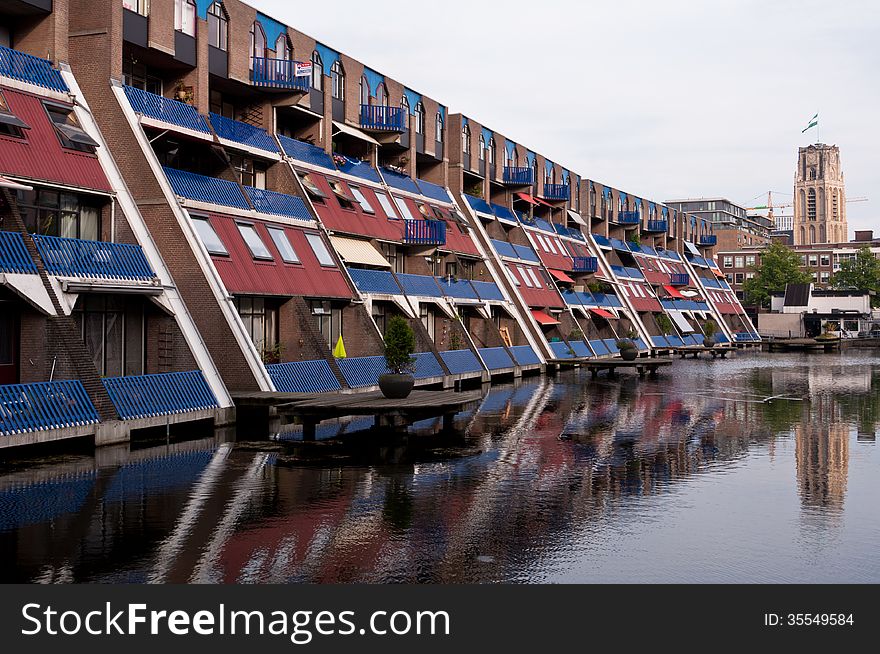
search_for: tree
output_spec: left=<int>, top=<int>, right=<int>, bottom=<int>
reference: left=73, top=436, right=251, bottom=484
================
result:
left=742, top=243, right=812, bottom=309
left=831, top=246, right=880, bottom=307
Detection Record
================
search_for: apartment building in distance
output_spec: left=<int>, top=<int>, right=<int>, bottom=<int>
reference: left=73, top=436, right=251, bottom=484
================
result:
left=665, top=198, right=772, bottom=252
left=0, top=0, right=758, bottom=449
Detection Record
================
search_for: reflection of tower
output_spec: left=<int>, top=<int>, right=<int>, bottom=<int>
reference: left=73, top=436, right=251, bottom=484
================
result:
left=793, top=144, right=847, bottom=245
left=794, top=422, right=849, bottom=511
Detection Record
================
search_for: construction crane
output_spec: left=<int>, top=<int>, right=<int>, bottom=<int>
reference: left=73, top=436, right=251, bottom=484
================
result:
left=746, top=191, right=868, bottom=226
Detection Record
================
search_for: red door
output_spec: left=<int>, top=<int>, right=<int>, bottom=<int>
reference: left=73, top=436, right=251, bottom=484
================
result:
left=0, top=307, right=19, bottom=385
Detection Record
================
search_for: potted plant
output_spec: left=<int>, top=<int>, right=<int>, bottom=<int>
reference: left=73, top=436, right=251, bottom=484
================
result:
left=656, top=314, right=673, bottom=336
left=702, top=319, right=718, bottom=348
left=378, top=315, right=417, bottom=399
left=616, top=329, right=639, bottom=361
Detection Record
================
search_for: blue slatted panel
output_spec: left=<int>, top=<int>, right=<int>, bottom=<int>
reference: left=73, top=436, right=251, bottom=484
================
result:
left=666, top=335, right=685, bottom=347
left=266, top=360, right=341, bottom=393
left=464, top=194, right=493, bottom=215
left=163, top=167, right=250, bottom=209
left=634, top=338, right=649, bottom=351
left=346, top=267, right=403, bottom=294
left=490, top=239, right=517, bottom=258
left=209, top=112, right=279, bottom=153
left=33, top=235, right=155, bottom=281
left=336, top=157, right=382, bottom=183
left=492, top=203, right=517, bottom=222
left=651, top=336, right=671, bottom=348
left=397, top=273, right=444, bottom=297
left=0, top=231, right=37, bottom=273
left=590, top=340, right=611, bottom=356
left=124, top=85, right=210, bottom=133
left=416, top=179, right=452, bottom=203
left=715, top=334, right=730, bottom=344
left=245, top=187, right=313, bottom=220
left=479, top=347, right=515, bottom=370
left=413, top=351, right=445, bottom=379
left=550, top=341, right=575, bottom=359
left=0, top=472, right=97, bottom=531
left=278, top=135, right=337, bottom=169
left=0, top=45, right=68, bottom=92
left=103, top=450, right=215, bottom=502
left=337, top=357, right=387, bottom=388
left=592, top=234, right=611, bottom=248
left=471, top=281, right=506, bottom=301
left=562, top=290, right=581, bottom=305
left=102, top=371, right=219, bottom=421
left=569, top=341, right=592, bottom=358
left=513, top=244, right=540, bottom=262
left=509, top=345, right=542, bottom=366
left=441, top=349, right=484, bottom=374
left=603, top=339, right=621, bottom=354
left=691, top=334, right=705, bottom=345
left=381, top=167, right=422, bottom=194
left=437, top=278, right=478, bottom=299
left=0, top=380, right=98, bottom=436
left=534, top=218, right=555, bottom=233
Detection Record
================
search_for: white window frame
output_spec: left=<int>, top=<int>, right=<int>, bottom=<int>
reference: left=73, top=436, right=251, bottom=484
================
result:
left=267, top=226, right=300, bottom=264
left=374, top=192, right=399, bottom=219
left=350, top=186, right=375, bottom=214
left=305, top=232, right=336, bottom=267
left=237, top=222, right=273, bottom=260
left=192, top=216, right=227, bottom=255
left=394, top=196, right=417, bottom=221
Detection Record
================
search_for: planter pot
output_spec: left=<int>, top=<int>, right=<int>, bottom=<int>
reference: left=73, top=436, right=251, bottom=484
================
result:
left=703, top=337, right=716, bottom=348
left=378, top=373, right=415, bottom=399
left=620, top=347, right=638, bottom=361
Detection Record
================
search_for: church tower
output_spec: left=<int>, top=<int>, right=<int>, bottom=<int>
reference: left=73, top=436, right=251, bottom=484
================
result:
left=793, top=144, right=847, bottom=245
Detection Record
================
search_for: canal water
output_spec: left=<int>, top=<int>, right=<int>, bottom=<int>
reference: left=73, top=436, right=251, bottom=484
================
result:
left=1, top=350, right=879, bottom=584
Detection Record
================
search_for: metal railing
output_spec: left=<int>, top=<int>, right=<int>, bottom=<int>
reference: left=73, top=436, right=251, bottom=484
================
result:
left=0, top=231, right=37, bottom=274
left=250, top=57, right=310, bottom=92
left=616, top=211, right=641, bottom=225
left=123, top=85, right=211, bottom=133
left=646, top=220, right=668, bottom=232
left=0, top=380, right=98, bottom=436
left=503, top=167, right=535, bottom=185
left=572, top=256, right=599, bottom=273
left=669, top=272, right=691, bottom=286
left=163, top=167, right=250, bottom=210
left=360, top=104, right=406, bottom=131
left=0, top=45, right=68, bottom=92
left=245, top=186, right=313, bottom=221
left=102, top=371, right=219, bottom=421
left=542, top=183, right=570, bottom=201
left=403, top=219, right=446, bottom=246
left=32, top=235, right=155, bottom=281
left=208, top=112, right=279, bottom=153
left=699, top=235, right=718, bottom=246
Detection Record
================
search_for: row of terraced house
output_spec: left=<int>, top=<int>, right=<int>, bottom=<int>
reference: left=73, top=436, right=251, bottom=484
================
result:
left=0, top=0, right=759, bottom=449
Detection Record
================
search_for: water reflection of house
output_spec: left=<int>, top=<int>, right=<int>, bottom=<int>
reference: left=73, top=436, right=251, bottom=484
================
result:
left=795, top=422, right=849, bottom=511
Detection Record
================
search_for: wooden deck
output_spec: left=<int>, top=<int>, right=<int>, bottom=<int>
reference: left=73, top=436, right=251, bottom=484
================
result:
left=584, top=358, right=673, bottom=379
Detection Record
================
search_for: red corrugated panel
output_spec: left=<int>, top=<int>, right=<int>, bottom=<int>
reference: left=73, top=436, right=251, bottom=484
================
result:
left=530, top=232, right=573, bottom=271
left=507, top=263, right=565, bottom=309
left=207, top=212, right=352, bottom=299
left=308, top=172, right=404, bottom=242
left=439, top=213, right=481, bottom=257
left=624, top=282, right=663, bottom=313
left=0, top=87, right=111, bottom=192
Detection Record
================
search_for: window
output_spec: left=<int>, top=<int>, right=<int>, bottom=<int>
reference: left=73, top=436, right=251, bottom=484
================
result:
left=331, top=61, right=344, bottom=100
left=414, top=102, right=425, bottom=134
left=380, top=243, right=403, bottom=273
left=745, top=255, right=755, bottom=267
left=192, top=217, right=227, bottom=255
left=808, top=255, right=818, bottom=267
left=123, top=60, right=162, bottom=95
left=372, top=302, right=386, bottom=335
left=808, top=188, right=817, bottom=221
left=734, top=273, right=744, bottom=284
left=506, top=266, right=520, bottom=286
left=394, top=197, right=417, bottom=221
left=237, top=222, right=273, bottom=260
left=310, top=300, right=343, bottom=349
left=44, top=103, right=100, bottom=152
left=350, top=186, right=375, bottom=214
left=479, top=135, right=485, bottom=161
left=527, top=268, right=543, bottom=288
left=311, top=51, right=323, bottom=90
left=734, top=256, right=743, bottom=268
left=230, top=154, right=266, bottom=189
left=123, top=1, right=150, bottom=16
left=462, top=124, right=470, bottom=154
left=174, top=0, right=196, bottom=36
left=16, top=188, right=101, bottom=240
left=746, top=272, right=755, bottom=280
left=723, top=256, right=733, bottom=268
left=460, top=259, right=475, bottom=281
left=487, top=138, right=495, bottom=164
left=374, top=192, right=398, bottom=219
left=331, top=181, right=357, bottom=210
left=517, top=266, right=533, bottom=288
left=235, top=297, right=278, bottom=355
left=820, top=271, right=830, bottom=283
left=420, top=304, right=436, bottom=340
left=299, top=174, right=327, bottom=202
left=305, top=232, right=336, bottom=266
left=74, top=295, right=145, bottom=377
left=800, top=254, right=808, bottom=266
left=249, top=21, right=266, bottom=69
left=376, top=83, right=388, bottom=106
left=359, top=75, right=370, bottom=106
left=400, top=95, right=410, bottom=130
left=820, top=255, right=831, bottom=267
left=435, top=112, right=444, bottom=143
left=444, top=261, right=458, bottom=279
left=275, top=34, right=290, bottom=60
left=207, top=3, right=227, bottom=50
left=266, top=227, right=299, bottom=263
left=0, top=91, right=29, bottom=138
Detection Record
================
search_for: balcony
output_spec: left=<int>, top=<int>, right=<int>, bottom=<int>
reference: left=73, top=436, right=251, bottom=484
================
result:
left=0, top=231, right=37, bottom=274
left=403, top=220, right=446, bottom=246
left=0, top=380, right=99, bottom=436
left=646, top=220, right=667, bottom=232
left=360, top=104, right=406, bottom=132
left=250, top=57, right=310, bottom=92
left=163, top=167, right=250, bottom=210
left=503, top=167, right=535, bottom=186
left=699, top=235, right=718, bottom=247
left=245, top=187, right=312, bottom=221
left=615, top=211, right=641, bottom=225
left=123, top=85, right=211, bottom=134
left=669, top=273, right=690, bottom=286
left=0, top=45, right=68, bottom=93
left=208, top=113, right=279, bottom=154
left=32, top=235, right=156, bottom=281
left=572, top=256, right=599, bottom=273
left=102, top=371, right=219, bottom=421
left=542, top=184, right=570, bottom=201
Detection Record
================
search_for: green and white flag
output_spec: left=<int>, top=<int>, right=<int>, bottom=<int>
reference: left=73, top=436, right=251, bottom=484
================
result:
left=802, top=113, right=819, bottom=133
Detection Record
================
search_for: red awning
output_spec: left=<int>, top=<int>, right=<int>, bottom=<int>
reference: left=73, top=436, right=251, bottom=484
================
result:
left=549, top=269, right=575, bottom=284
left=663, top=285, right=685, bottom=299
left=590, top=308, right=615, bottom=319
left=516, top=192, right=540, bottom=206
left=531, top=310, right=561, bottom=326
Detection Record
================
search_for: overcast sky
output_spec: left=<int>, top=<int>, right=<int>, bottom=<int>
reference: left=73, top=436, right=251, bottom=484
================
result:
left=260, top=0, right=879, bottom=233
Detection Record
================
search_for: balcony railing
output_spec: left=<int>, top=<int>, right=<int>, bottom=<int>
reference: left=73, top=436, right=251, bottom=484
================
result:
left=616, top=211, right=641, bottom=225
left=572, top=256, right=599, bottom=273
left=646, top=220, right=668, bottom=232
left=360, top=104, right=406, bottom=132
left=542, top=184, right=570, bottom=201
left=245, top=186, right=312, bottom=221
left=503, top=167, right=535, bottom=186
left=669, top=272, right=690, bottom=286
left=403, top=219, right=446, bottom=246
left=0, top=45, right=68, bottom=93
left=163, top=167, right=250, bottom=210
left=699, top=235, right=718, bottom=247
left=0, top=231, right=37, bottom=274
left=208, top=112, right=279, bottom=154
left=102, top=371, right=219, bottom=421
left=32, top=235, right=156, bottom=281
left=250, top=57, right=310, bottom=92
left=0, top=380, right=99, bottom=436
left=123, top=85, right=211, bottom=134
